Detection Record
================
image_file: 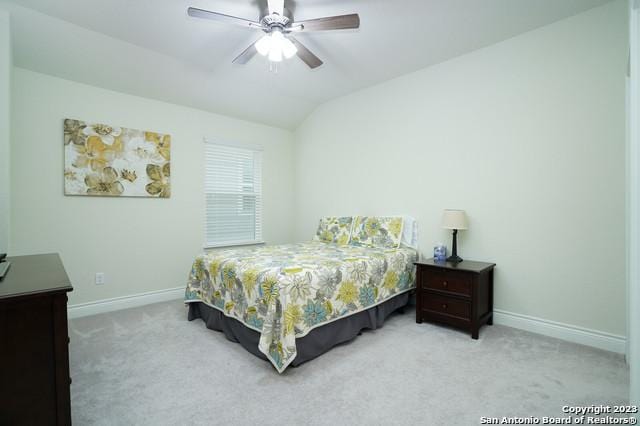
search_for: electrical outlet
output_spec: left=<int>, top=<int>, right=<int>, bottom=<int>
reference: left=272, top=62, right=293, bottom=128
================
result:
left=95, top=272, right=105, bottom=285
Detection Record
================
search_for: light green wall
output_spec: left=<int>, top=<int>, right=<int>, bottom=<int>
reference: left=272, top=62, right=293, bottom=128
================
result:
left=10, top=68, right=295, bottom=305
left=0, top=10, right=10, bottom=253
left=294, top=1, right=628, bottom=335
left=6, top=1, right=631, bottom=344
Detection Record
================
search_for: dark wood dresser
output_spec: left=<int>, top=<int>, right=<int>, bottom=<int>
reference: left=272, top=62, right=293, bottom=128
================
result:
left=0, top=253, right=73, bottom=425
left=415, top=258, right=495, bottom=339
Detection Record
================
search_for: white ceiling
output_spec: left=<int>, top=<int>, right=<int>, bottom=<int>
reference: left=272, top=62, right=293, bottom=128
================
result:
left=0, top=0, right=612, bottom=129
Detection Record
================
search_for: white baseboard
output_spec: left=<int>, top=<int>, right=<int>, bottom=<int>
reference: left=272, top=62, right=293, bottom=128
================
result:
left=493, top=309, right=627, bottom=354
left=67, top=286, right=184, bottom=319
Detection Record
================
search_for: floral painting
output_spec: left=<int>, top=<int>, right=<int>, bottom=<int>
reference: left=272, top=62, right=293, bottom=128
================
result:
left=64, top=119, right=171, bottom=198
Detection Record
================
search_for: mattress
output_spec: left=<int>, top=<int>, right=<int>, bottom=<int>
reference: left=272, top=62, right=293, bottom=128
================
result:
left=184, top=241, right=418, bottom=372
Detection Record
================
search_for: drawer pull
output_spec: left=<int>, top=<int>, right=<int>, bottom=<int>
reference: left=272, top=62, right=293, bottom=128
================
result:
left=442, top=304, right=448, bottom=309
left=442, top=281, right=448, bottom=287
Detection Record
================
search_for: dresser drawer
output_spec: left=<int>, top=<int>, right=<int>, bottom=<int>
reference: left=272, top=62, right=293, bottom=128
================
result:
left=422, top=293, right=471, bottom=320
left=422, top=269, right=472, bottom=297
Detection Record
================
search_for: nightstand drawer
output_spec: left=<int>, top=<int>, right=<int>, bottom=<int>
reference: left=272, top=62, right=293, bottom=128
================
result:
left=422, top=270, right=472, bottom=297
left=422, top=293, right=471, bottom=320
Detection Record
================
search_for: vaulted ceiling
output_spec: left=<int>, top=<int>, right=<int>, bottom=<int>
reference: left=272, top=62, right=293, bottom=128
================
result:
left=0, top=0, right=612, bottom=129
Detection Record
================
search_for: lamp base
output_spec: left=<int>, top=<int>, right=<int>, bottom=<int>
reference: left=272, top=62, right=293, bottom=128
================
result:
left=446, top=255, right=463, bottom=263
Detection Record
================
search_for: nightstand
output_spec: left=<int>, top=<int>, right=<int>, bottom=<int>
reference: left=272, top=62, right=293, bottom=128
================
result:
left=415, top=258, right=495, bottom=339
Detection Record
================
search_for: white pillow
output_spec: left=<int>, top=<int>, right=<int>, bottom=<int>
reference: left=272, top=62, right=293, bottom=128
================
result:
left=401, top=216, right=419, bottom=249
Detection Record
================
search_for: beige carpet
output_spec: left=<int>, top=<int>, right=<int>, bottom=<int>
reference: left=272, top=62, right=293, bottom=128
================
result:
left=68, top=301, right=629, bottom=425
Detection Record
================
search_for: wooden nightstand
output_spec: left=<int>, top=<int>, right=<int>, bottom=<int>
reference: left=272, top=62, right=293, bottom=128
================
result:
left=415, top=258, right=495, bottom=339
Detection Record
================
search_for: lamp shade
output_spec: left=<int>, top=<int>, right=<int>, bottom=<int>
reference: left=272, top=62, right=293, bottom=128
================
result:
left=441, top=209, right=468, bottom=230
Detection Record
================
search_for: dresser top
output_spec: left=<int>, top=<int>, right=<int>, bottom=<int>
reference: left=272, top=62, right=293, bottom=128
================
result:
left=0, top=253, right=73, bottom=300
left=415, top=257, right=496, bottom=273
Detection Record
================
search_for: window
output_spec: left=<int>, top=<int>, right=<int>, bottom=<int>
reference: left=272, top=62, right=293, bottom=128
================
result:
left=204, top=141, right=263, bottom=247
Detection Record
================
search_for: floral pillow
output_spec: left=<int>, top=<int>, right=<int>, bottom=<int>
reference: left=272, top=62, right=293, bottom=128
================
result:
left=350, top=216, right=404, bottom=249
left=313, top=217, right=354, bottom=245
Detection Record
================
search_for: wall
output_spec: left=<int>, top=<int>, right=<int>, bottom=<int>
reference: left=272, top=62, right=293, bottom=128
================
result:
left=629, top=0, right=640, bottom=409
left=0, top=10, right=10, bottom=252
left=10, top=68, right=295, bottom=305
left=294, top=1, right=627, bottom=336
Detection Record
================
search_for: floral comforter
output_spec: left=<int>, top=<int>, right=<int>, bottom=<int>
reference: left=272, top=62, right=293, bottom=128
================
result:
left=184, top=241, right=418, bottom=372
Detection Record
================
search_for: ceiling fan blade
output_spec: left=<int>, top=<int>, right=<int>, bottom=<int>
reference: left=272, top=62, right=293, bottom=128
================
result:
left=289, top=37, right=323, bottom=69
left=267, top=0, right=285, bottom=16
left=232, top=42, right=258, bottom=65
left=187, top=7, right=261, bottom=29
left=291, top=14, right=360, bottom=32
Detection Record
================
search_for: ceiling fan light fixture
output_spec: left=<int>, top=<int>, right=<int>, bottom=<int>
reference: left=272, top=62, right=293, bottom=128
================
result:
left=255, top=34, right=272, bottom=56
left=256, top=29, right=295, bottom=63
left=282, top=38, right=297, bottom=59
left=271, top=29, right=285, bottom=48
left=268, top=46, right=283, bottom=62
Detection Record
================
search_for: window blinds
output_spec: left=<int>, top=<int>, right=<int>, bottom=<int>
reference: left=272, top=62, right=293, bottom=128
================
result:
left=204, top=142, right=263, bottom=247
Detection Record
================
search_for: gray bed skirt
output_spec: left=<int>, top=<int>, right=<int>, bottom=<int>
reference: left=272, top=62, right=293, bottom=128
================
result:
left=187, top=291, right=411, bottom=368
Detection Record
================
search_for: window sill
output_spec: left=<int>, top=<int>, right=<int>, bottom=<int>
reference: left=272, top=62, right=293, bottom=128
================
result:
left=204, top=241, right=265, bottom=249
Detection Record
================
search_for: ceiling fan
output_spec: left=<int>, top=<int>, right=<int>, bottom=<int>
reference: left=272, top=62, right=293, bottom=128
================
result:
left=187, top=0, right=360, bottom=69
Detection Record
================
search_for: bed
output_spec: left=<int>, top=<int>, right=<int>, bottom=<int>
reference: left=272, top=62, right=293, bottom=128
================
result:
left=184, top=216, right=418, bottom=372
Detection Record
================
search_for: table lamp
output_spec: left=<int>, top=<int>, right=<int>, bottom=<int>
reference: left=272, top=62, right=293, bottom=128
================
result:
left=442, top=209, right=468, bottom=263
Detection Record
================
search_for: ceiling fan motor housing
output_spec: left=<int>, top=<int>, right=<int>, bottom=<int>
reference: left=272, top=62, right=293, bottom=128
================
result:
left=260, top=14, right=290, bottom=33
